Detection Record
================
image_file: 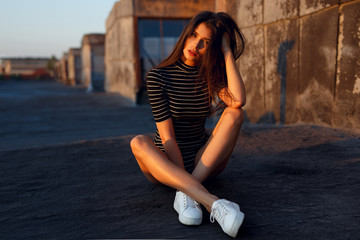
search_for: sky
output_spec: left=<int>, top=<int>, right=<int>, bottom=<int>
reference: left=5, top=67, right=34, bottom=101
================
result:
left=0, top=0, right=117, bottom=59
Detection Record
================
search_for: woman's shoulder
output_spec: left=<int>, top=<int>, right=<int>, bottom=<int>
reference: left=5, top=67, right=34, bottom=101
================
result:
left=147, top=63, right=177, bottom=79
left=146, top=67, right=168, bottom=86
left=147, top=67, right=164, bottom=82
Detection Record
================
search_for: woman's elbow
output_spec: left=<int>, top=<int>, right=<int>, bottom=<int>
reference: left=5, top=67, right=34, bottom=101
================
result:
left=228, top=99, right=246, bottom=109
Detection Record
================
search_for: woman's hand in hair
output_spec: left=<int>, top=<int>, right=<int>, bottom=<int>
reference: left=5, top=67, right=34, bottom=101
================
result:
left=221, top=32, right=231, bottom=55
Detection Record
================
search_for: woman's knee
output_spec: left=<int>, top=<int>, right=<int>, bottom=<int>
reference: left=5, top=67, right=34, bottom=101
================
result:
left=223, top=107, right=244, bottom=127
left=130, top=134, right=149, bottom=153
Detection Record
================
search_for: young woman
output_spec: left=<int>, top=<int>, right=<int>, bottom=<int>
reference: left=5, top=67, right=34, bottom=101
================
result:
left=130, top=11, right=246, bottom=238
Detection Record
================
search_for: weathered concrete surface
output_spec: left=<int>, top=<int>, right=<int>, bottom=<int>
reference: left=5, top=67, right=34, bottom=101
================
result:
left=67, top=48, right=81, bottom=86
left=81, top=34, right=105, bottom=92
left=215, top=0, right=237, bottom=19
left=134, top=0, right=215, bottom=18
left=265, top=19, right=299, bottom=124
left=239, top=26, right=266, bottom=123
left=0, top=79, right=359, bottom=239
left=299, top=0, right=339, bottom=16
left=299, top=6, right=339, bottom=126
left=223, top=0, right=360, bottom=129
left=106, top=0, right=134, bottom=22
left=236, top=0, right=263, bottom=28
left=264, top=0, right=299, bottom=23
left=335, top=1, right=360, bottom=128
left=105, top=13, right=137, bottom=102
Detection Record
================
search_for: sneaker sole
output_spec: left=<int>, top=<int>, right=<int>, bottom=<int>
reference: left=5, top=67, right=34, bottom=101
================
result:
left=227, top=211, right=244, bottom=238
left=173, top=202, right=202, bottom=225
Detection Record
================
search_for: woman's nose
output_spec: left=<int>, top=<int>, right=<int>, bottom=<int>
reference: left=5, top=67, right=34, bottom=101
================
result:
left=193, top=39, right=203, bottom=49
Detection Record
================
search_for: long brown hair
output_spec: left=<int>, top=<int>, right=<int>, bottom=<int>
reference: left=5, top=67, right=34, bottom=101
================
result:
left=155, top=11, right=245, bottom=110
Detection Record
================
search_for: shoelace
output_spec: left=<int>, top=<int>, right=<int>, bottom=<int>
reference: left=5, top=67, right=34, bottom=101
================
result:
left=182, top=192, right=199, bottom=209
left=210, top=201, right=230, bottom=223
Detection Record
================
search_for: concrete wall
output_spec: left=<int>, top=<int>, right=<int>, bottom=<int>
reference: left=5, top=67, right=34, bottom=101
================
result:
left=104, top=0, right=359, bottom=129
left=67, top=48, right=82, bottom=86
left=228, top=0, right=360, bottom=129
left=105, top=0, right=215, bottom=103
left=81, top=34, right=105, bottom=92
left=105, top=0, right=137, bottom=102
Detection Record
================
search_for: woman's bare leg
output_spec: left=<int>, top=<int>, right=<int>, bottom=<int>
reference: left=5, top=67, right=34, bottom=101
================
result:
left=192, top=107, right=244, bottom=182
left=130, top=135, right=218, bottom=211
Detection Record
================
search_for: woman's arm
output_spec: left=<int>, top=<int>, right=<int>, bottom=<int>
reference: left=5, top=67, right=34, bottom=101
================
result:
left=147, top=69, right=184, bottom=170
left=218, top=33, right=246, bottom=109
left=156, top=118, right=185, bottom=170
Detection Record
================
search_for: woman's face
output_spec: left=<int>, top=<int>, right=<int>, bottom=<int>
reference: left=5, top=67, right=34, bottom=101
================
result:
left=182, top=22, right=213, bottom=66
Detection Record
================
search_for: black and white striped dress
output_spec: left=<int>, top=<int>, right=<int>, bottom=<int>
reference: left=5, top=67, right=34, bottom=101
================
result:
left=147, top=59, right=211, bottom=173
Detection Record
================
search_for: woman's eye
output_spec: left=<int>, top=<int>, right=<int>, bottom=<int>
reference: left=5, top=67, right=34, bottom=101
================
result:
left=191, top=32, right=197, bottom=37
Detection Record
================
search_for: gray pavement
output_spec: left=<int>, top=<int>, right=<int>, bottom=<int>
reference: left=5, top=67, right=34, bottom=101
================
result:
left=0, top=79, right=359, bottom=239
left=0, top=79, right=154, bottom=151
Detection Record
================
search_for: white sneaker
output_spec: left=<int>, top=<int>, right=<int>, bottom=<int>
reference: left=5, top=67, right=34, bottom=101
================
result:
left=173, top=191, right=202, bottom=225
left=210, top=199, right=244, bottom=238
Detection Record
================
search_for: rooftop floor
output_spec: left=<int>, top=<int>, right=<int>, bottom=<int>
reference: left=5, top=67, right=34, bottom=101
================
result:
left=1, top=79, right=359, bottom=239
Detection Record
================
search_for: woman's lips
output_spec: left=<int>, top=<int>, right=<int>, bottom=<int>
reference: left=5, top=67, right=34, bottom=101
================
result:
left=188, top=50, right=197, bottom=56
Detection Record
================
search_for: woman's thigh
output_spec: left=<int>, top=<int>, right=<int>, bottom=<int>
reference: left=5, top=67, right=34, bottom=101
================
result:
left=130, top=135, right=167, bottom=185
left=193, top=108, right=243, bottom=180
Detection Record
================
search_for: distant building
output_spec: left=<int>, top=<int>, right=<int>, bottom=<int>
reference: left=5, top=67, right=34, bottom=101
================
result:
left=0, top=57, right=51, bottom=78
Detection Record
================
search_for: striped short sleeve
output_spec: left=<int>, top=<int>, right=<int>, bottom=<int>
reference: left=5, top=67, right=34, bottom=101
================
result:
left=146, top=69, right=171, bottom=122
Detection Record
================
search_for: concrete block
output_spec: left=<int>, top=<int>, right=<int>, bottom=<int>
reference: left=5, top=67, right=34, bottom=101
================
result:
left=134, top=0, right=215, bottom=18
left=264, top=0, right=299, bottom=24
left=106, top=4, right=116, bottom=32
left=215, top=0, right=237, bottom=19
left=81, top=34, right=105, bottom=91
left=334, top=1, right=360, bottom=128
left=118, top=18, right=135, bottom=61
left=238, top=26, right=266, bottom=123
left=299, top=7, right=339, bottom=125
left=236, top=0, right=263, bottom=28
left=105, top=25, right=118, bottom=61
left=116, top=0, right=134, bottom=18
left=265, top=19, right=299, bottom=124
left=81, top=44, right=91, bottom=87
left=105, top=15, right=136, bottom=102
left=105, top=61, right=137, bottom=102
left=67, top=48, right=81, bottom=86
left=60, top=54, right=68, bottom=84
left=300, top=0, right=338, bottom=16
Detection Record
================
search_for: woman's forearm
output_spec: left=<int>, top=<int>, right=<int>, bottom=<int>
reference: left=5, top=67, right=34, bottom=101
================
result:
left=223, top=50, right=246, bottom=107
left=163, top=138, right=185, bottom=170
